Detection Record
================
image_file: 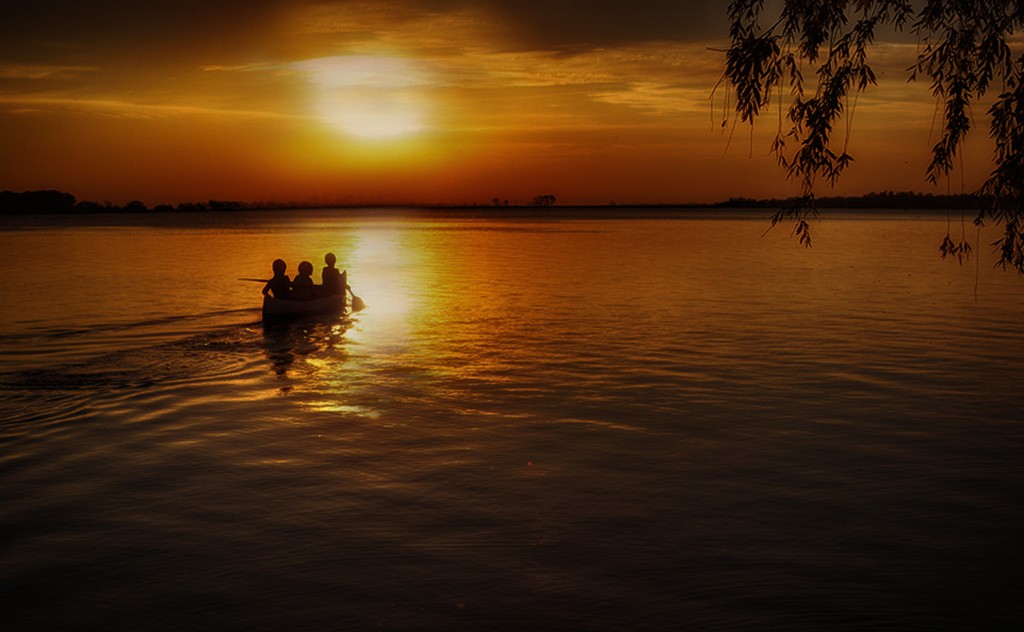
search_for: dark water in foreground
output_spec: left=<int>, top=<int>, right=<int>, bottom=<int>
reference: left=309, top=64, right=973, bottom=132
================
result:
left=1, top=209, right=1022, bottom=630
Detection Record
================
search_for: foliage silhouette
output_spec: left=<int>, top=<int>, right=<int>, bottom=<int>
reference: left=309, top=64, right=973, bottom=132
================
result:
left=0, top=190, right=76, bottom=214
left=716, top=0, right=1024, bottom=272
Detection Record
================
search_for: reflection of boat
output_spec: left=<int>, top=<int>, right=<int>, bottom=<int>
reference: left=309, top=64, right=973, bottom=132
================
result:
left=262, top=294, right=345, bottom=320
left=261, top=307, right=352, bottom=376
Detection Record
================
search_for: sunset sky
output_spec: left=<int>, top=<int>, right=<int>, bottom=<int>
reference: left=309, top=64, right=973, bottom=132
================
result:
left=0, top=0, right=1003, bottom=206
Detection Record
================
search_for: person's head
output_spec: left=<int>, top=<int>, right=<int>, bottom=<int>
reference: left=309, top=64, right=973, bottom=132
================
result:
left=272, top=259, right=286, bottom=275
left=298, top=260, right=313, bottom=276
left=324, top=252, right=337, bottom=267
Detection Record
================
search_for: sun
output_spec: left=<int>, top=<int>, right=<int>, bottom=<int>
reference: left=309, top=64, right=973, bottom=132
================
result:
left=295, top=55, right=430, bottom=140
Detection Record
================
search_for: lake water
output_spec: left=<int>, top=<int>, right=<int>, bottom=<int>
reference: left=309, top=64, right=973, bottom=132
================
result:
left=1, top=209, right=1021, bottom=630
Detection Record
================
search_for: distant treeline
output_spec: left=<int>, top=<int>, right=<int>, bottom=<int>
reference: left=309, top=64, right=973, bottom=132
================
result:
left=714, top=190, right=982, bottom=210
left=0, top=188, right=985, bottom=215
left=0, top=190, right=323, bottom=215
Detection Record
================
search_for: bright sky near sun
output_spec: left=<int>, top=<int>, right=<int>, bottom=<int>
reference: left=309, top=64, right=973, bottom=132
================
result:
left=0, top=0, right=1002, bottom=205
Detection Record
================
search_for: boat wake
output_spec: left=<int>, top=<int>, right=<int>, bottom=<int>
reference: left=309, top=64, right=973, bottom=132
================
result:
left=0, top=307, right=262, bottom=374
left=0, top=312, right=359, bottom=429
left=0, top=307, right=259, bottom=342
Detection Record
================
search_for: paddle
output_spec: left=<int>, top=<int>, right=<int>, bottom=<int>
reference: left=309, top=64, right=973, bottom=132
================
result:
left=238, top=277, right=268, bottom=283
left=336, top=268, right=366, bottom=311
left=347, top=286, right=366, bottom=312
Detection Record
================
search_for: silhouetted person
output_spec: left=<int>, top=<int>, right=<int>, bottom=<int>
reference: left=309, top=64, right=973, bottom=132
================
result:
left=262, top=259, right=290, bottom=299
left=292, top=260, right=316, bottom=300
left=321, top=252, right=347, bottom=297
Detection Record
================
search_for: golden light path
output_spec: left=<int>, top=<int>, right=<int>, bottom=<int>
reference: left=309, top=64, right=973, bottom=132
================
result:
left=294, top=55, right=431, bottom=140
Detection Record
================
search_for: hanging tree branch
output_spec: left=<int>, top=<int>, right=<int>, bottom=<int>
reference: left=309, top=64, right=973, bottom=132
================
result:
left=715, top=0, right=1024, bottom=273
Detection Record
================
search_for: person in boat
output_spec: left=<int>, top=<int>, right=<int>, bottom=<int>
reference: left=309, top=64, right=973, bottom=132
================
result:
left=321, top=252, right=347, bottom=297
left=262, top=259, right=291, bottom=299
left=291, top=260, right=317, bottom=300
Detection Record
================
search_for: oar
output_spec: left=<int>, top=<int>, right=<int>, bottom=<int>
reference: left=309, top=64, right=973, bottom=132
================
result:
left=338, top=269, right=365, bottom=311
left=347, top=286, right=365, bottom=312
left=238, top=277, right=268, bottom=283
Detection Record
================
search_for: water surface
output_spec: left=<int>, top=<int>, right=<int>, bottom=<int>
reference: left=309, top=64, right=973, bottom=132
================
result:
left=1, top=209, right=1021, bottom=630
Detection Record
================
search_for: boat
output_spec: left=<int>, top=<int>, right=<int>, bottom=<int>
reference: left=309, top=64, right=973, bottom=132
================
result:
left=262, top=294, right=346, bottom=320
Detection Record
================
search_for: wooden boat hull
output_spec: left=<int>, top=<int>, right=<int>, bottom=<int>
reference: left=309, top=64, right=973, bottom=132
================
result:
left=262, top=294, right=345, bottom=320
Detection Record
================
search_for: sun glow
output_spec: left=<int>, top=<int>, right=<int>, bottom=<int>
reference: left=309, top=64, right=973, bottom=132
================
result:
left=295, top=55, right=430, bottom=139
